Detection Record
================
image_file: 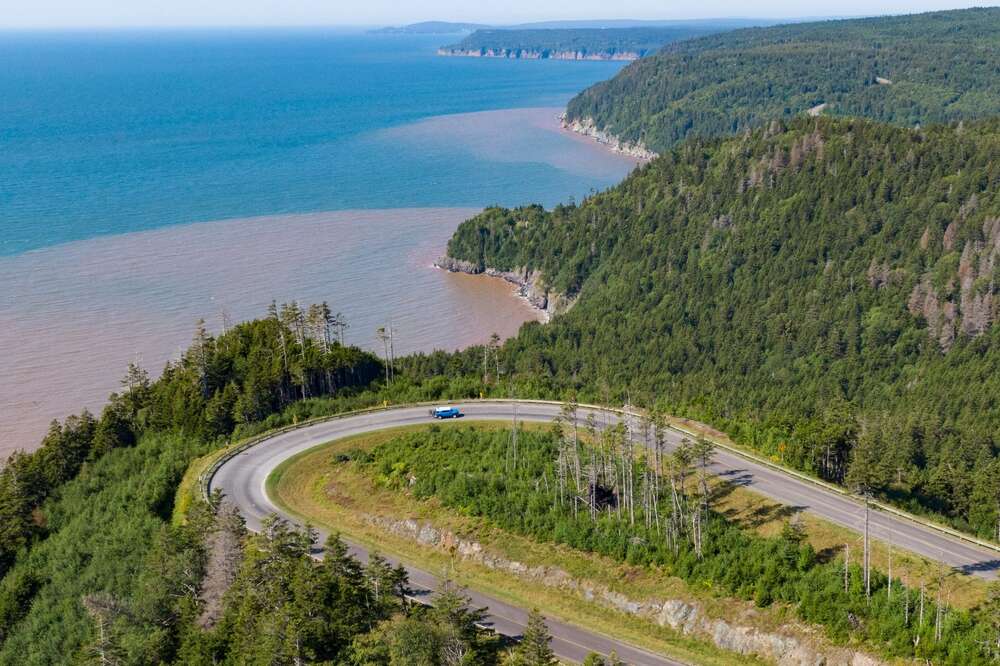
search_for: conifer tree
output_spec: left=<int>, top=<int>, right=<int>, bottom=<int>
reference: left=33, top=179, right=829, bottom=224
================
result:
left=507, top=609, right=556, bottom=666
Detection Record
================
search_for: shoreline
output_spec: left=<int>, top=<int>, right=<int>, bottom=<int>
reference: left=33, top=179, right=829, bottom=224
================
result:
left=431, top=260, right=551, bottom=323
left=560, top=114, right=658, bottom=160
left=427, top=107, right=647, bottom=324
left=437, top=48, right=642, bottom=61
left=433, top=256, right=577, bottom=322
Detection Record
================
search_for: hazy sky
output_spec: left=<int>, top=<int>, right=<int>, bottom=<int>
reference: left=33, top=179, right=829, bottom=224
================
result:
left=0, top=0, right=992, bottom=29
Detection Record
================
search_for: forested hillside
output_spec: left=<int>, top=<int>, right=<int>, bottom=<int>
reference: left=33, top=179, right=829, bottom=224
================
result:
left=0, top=304, right=396, bottom=662
left=445, top=116, right=1000, bottom=539
left=439, top=26, right=726, bottom=60
left=564, top=8, right=1000, bottom=153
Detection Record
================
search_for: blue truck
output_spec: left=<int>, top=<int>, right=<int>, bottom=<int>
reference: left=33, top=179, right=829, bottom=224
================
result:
left=432, top=406, right=463, bottom=419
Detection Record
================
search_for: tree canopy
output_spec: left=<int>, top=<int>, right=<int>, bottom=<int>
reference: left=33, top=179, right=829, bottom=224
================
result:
left=445, top=116, right=1000, bottom=539
left=566, top=8, right=1000, bottom=152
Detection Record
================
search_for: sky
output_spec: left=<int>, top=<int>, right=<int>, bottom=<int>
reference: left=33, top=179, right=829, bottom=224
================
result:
left=0, top=0, right=992, bottom=29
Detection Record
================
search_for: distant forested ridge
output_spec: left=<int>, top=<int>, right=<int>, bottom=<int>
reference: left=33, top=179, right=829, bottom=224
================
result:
left=445, top=116, right=1000, bottom=539
left=439, top=26, right=732, bottom=60
left=369, top=21, right=489, bottom=35
left=565, top=8, right=1000, bottom=152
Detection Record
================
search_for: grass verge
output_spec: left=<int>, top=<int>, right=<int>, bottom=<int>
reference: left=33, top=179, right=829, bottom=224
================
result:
left=172, top=440, right=244, bottom=526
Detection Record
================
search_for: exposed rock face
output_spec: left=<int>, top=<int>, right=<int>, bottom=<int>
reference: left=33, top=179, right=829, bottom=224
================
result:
left=561, top=115, right=658, bottom=160
left=438, top=47, right=643, bottom=61
left=368, top=515, right=886, bottom=666
left=434, top=256, right=574, bottom=319
left=908, top=214, right=1000, bottom=350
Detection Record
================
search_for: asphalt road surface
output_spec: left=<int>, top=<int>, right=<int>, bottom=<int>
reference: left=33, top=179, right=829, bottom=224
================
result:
left=210, top=400, right=1000, bottom=664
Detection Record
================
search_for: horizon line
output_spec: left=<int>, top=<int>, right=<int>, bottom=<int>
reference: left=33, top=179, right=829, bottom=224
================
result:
left=0, top=14, right=890, bottom=32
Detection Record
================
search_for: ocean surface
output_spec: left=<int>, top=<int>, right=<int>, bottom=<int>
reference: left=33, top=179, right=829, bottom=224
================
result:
left=0, top=31, right=636, bottom=455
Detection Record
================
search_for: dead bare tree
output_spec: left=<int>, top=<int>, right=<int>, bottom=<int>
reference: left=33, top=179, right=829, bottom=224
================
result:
left=376, top=326, right=392, bottom=384
left=82, top=592, right=127, bottom=666
left=863, top=494, right=871, bottom=600
left=887, top=525, right=894, bottom=600
left=508, top=401, right=520, bottom=474
left=560, top=400, right=582, bottom=491
left=844, top=543, right=850, bottom=593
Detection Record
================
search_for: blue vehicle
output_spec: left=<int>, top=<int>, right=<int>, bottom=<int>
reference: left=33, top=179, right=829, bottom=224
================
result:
left=432, top=406, right=463, bottom=419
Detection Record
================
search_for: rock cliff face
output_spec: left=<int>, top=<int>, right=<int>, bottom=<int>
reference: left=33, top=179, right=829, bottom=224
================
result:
left=369, top=515, right=887, bottom=666
left=437, top=48, right=643, bottom=61
left=561, top=115, right=658, bottom=160
left=434, top=256, right=574, bottom=319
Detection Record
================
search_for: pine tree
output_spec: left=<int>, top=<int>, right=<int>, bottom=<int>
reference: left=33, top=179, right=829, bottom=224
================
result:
left=508, top=609, right=557, bottom=666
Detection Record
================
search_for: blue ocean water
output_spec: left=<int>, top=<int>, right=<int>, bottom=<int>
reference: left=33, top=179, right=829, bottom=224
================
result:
left=0, top=30, right=628, bottom=256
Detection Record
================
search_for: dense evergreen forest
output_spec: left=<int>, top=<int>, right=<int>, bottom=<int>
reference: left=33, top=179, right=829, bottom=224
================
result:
left=358, top=424, right=1000, bottom=663
left=439, top=27, right=726, bottom=59
left=445, top=116, right=1000, bottom=540
left=0, top=303, right=379, bottom=582
left=564, top=8, right=1000, bottom=152
left=0, top=304, right=380, bottom=662
left=0, top=301, right=567, bottom=664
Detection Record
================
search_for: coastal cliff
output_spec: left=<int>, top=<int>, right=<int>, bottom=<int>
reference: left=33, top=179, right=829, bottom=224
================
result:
left=437, top=47, right=642, bottom=61
left=561, top=115, right=658, bottom=160
left=436, top=25, right=743, bottom=64
left=434, top=256, right=573, bottom=320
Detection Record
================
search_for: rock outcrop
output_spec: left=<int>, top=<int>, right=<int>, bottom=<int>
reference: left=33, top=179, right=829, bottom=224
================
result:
left=434, top=256, right=574, bottom=319
left=561, top=115, right=658, bottom=160
left=368, top=515, right=887, bottom=666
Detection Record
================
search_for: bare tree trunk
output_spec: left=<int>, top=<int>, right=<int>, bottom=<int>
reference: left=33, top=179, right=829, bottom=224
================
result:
left=376, top=327, right=391, bottom=384
left=844, top=543, right=849, bottom=593
left=864, top=495, right=871, bottom=600
left=508, top=402, right=519, bottom=473
left=388, top=324, right=395, bottom=381
left=935, top=589, right=943, bottom=641
left=887, top=526, right=893, bottom=600
left=571, top=402, right=581, bottom=490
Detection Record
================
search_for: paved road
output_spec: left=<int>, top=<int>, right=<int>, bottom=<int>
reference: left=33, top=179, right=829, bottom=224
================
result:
left=210, top=401, right=1000, bottom=664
